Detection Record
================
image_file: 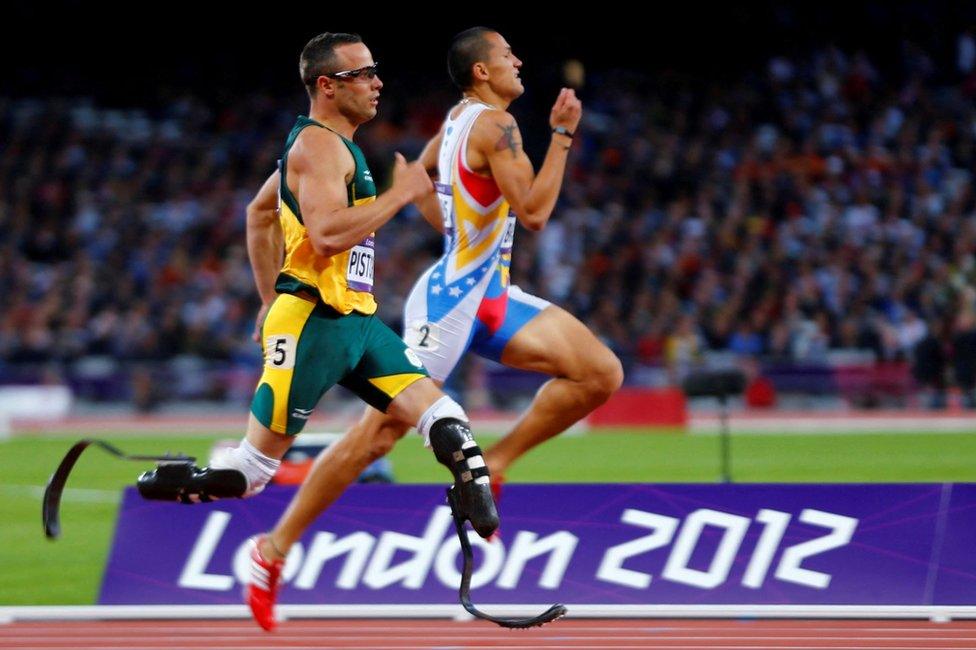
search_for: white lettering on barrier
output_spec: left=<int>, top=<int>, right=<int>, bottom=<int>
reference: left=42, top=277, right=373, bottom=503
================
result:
left=174, top=503, right=858, bottom=594
left=295, top=532, right=375, bottom=590
left=661, top=509, right=751, bottom=589
left=596, top=509, right=679, bottom=589
left=742, top=509, right=792, bottom=588
left=598, top=507, right=859, bottom=591
left=775, top=509, right=858, bottom=589
left=179, top=511, right=234, bottom=590
left=497, top=531, right=578, bottom=589
left=363, top=506, right=453, bottom=589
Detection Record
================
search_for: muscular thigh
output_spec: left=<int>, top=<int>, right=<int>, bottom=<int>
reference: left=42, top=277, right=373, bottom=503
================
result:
left=251, top=295, right=356, bottom=435
left=466, top=284, right=610, bottom=379
left=402, top=265, right=481, bottom=381
left=340, top=313, right=430, bottom=414
left=467, top=285, right=550, bottom=364
left=499, top=302, right=615, bottom=380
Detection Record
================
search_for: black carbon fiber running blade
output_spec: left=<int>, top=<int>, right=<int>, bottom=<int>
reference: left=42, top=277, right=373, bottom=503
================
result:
left=447, top=487, right=568, bottom=628
left=43, top=438, right=194, bottom=539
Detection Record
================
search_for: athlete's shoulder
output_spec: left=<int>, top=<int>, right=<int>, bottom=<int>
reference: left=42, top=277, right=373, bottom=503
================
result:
left=473, top=107, right=518, bottom=128
left=294, top=123, right=347, bottom=152
left=470, top=108, right=519, bottom=141
left=470, top=108, right=522, bottom=156
left=290, top=126, right=354, bottom=175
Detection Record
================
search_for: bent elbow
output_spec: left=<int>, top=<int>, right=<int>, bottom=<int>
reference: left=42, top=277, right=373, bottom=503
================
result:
left=309, top=235, right=342, bottom=258
left=520, top=214, right=547, bottom=232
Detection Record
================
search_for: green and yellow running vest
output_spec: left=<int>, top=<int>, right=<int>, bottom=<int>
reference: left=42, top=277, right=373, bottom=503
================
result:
left=275, top=115, right=378, bottom=315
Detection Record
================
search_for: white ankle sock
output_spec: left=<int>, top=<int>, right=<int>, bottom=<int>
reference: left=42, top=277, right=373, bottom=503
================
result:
left=211, top=439, right=281, bottom=497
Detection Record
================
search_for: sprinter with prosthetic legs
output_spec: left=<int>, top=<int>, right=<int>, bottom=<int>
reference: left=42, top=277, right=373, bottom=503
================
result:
left=137, top=33, right=498, bottom=632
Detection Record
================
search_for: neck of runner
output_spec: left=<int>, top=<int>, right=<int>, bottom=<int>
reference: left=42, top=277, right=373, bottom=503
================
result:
left=460, top=95, right=501, bottom=111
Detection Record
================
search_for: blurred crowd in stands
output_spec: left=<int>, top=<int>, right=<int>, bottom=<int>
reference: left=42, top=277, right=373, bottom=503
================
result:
left=2, top=31, right=975, bottom=408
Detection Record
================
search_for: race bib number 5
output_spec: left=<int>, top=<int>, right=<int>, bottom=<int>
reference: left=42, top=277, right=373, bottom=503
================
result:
left=264, top=334, right=296, bottom=370
left=347, top=235, right=375, bottom=292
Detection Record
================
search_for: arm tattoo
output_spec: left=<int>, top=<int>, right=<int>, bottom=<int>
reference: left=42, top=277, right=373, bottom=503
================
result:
left=494, top=121, right=521, bottom=158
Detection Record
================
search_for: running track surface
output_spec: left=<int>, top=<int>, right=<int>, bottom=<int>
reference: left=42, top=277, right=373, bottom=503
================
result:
left=3, top=619, right=976, bottom=650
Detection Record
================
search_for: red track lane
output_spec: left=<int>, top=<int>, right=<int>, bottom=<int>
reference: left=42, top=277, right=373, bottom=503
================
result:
left=3, top=619, right=976, bottom=650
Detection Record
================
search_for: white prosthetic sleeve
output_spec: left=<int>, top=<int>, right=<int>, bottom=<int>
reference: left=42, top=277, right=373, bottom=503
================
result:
left=417, top=395, right=469, bottom=446
left=210, top=439, right=281, bottom=497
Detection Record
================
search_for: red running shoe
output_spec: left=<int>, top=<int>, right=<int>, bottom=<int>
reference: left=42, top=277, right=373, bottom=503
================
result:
left=245, top=535, right=283, bottom=632
left=491, top=474, right=505, bottom=504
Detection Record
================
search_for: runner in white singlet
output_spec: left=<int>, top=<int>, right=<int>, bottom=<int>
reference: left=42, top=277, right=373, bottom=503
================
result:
left=403, top=99, right=552, bottom=379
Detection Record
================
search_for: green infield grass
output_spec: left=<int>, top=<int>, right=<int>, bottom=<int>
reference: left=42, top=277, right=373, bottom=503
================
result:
left=2, top=429, right=975, bottom=605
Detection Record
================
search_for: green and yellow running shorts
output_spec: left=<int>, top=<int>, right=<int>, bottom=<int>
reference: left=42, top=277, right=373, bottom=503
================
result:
left=250, top=293, right=429, bottom=434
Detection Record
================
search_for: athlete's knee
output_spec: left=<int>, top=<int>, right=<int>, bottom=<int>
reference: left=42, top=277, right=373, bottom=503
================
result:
left=585, top=349, right=624, bottom=402
left=417, top=394, right=468, bottom=445
left=138, top=439, right=282, bottom=503
left=417, top=396, right=485, bottom=479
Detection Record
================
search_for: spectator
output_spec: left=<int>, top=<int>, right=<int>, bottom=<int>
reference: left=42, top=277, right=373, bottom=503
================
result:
left=1, top=36, right=974, bottom=407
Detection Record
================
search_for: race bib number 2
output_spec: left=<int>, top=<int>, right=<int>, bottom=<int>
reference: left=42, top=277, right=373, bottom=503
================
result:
left=406, top=319, right=440, bottom=352
left=347, top=235, right=375, bottom=292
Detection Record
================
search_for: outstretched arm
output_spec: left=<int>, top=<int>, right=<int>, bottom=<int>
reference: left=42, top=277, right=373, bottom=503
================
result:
left=473, top=88, right=582, bottom=232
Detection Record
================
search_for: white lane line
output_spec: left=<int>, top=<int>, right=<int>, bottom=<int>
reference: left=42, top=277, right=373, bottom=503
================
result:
left=7, top=626, right=976, bottom=636
left=0, top=484, right=119, bottom=503
left=5, top=635, right=653, bottom=641
left=4, top=646, right=975, bottom=650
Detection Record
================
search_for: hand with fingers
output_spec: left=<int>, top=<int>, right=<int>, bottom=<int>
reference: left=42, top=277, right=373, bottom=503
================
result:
left=392, top=152, right=434, bottom=205
left=549, top=87, right=583, bottom=136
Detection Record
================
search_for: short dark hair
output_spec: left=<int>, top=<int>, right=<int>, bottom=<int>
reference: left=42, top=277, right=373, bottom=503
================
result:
left=300, top=32, right=363, bottom=97
left=447, top=27, right=497, bottom=91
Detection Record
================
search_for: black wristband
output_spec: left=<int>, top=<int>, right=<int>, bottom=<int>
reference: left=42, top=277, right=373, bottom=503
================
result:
left=552, top=126, right=575, bottom=139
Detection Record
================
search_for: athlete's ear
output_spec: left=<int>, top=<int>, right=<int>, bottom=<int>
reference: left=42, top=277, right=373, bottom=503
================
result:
left=317, top=75, right=338, bottom=99
left=472, top=62, right=490, bottom=82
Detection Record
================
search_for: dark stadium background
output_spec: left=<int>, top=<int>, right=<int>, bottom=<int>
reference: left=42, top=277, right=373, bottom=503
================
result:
left=6, top=1, right=971, bottom=196
left=2, top=0, right=975, bottom=411
left=7, top=3, right=970, bottom=104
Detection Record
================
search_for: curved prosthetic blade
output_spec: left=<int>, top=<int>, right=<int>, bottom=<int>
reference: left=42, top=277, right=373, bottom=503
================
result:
left=447, top=487, right=568, bottom=628
left=43, top=438, right=194, bottom=540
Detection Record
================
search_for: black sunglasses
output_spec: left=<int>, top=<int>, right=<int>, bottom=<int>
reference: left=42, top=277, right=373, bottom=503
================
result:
left=326, top=63, right=380, bottom=81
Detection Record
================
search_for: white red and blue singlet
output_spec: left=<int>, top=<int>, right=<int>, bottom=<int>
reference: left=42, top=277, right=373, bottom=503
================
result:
left=403, top=102, right=550, bottom=380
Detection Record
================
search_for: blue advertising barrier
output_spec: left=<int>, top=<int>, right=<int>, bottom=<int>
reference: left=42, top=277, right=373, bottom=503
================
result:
left=99, top=484, right=976, bottom=608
